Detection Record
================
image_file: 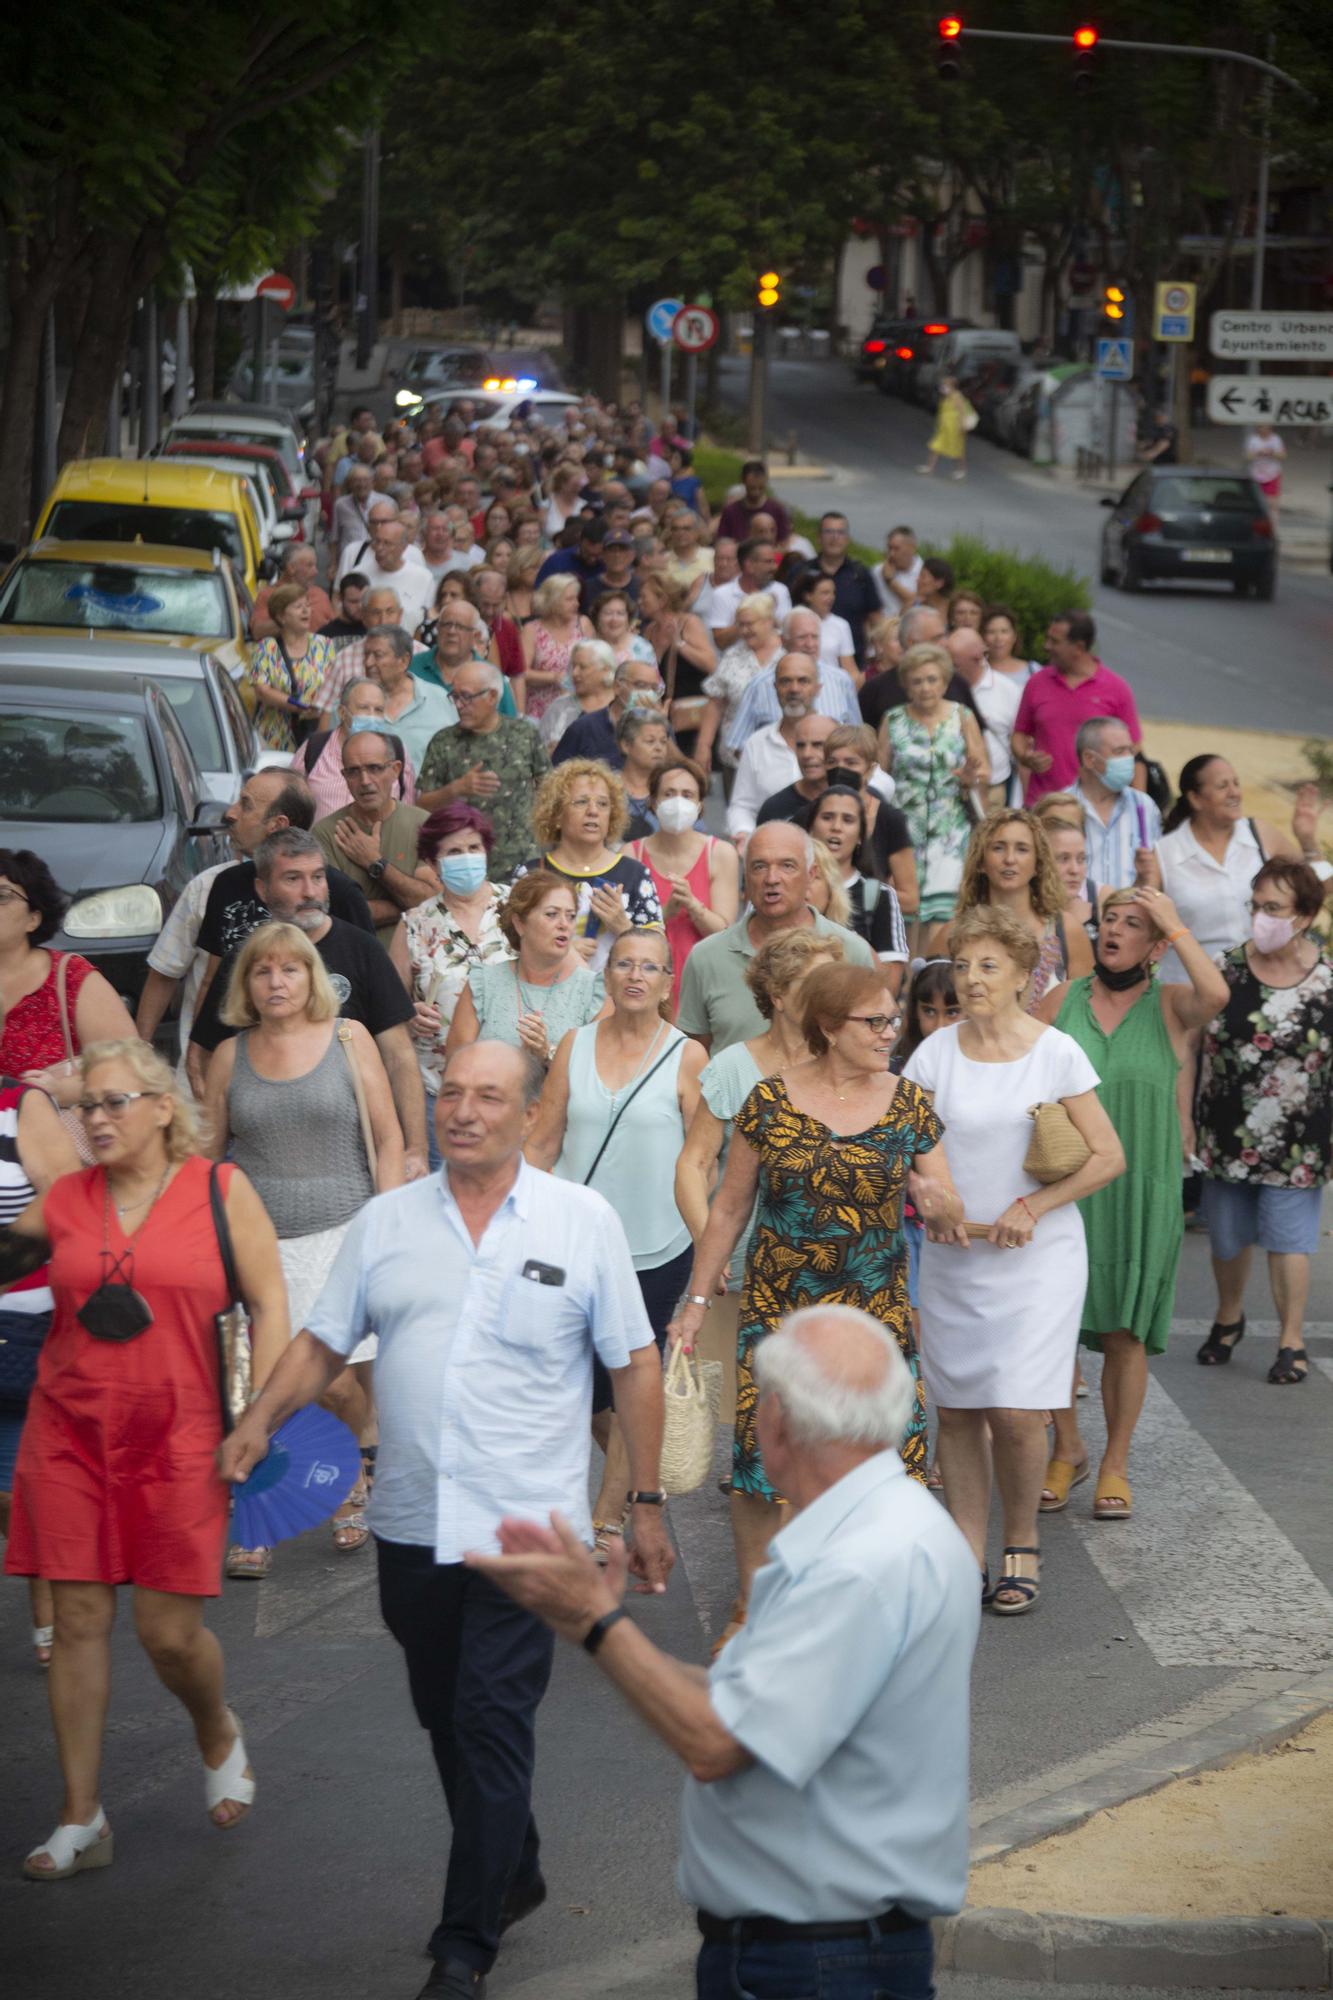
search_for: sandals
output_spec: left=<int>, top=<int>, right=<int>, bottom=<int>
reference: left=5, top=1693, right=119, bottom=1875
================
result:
left=980, top=1564, right=994, bottom=1607
left=926, top=1460, right=944, bottom=1492
left=224, top=1546, right=272, bottom=1580
left=1093, top=1472, right=1133, bottom=1520
left=1268, top=1346, right=1309, bottom=1385
left=332, top=1475, right=370, bottom=1553
left=1197, top=1315, right=1245, bottom=1365
left=1039, top=1457, right=1089, bottom=1513
left=32, top=1623, right=54, bottom=1669
left=990, top=1545, right=1041, bottom=1616
left=23, top=1809, right=113, bottom=1881
left=204, top=1708, right=255, bottom=1828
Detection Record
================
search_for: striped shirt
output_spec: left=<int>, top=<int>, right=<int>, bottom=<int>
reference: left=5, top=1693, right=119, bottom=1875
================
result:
left=0, top=1083, right=51, bottom=1311
left=1073, top=782, right=1163, bottom=892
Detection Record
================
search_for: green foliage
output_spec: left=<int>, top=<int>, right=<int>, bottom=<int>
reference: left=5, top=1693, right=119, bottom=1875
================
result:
left=1301, top=739, right=1333, bottom=800
left=931, top=534, right=1090, bottom=655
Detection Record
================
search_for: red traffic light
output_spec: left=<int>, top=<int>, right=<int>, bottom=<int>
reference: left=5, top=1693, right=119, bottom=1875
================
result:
left=1073, top=25, right=1098, bottom=49
left=939, top=14, right=962, bottom=35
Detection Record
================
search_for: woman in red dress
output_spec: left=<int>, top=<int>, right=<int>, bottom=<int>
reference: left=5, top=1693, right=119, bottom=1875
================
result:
left=0, top=849, right=137, bottom=1115
left=3, top=1039, right=289, bottom=1880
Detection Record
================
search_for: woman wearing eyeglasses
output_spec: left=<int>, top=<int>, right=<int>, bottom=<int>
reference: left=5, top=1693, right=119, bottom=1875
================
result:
left=527, top=928, right=706, bottom=1556
left=667, top=963, right=964, bottom=1649
left=2, top=1039, right=289, bottom=1879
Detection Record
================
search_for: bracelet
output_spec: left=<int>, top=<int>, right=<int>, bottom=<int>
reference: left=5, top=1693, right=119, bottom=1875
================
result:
left=680, top=1293, right=712, bottom=1311
left=582, top=1607, right=629, bottom=1656
left=1164, top=927, right=1189, bottom=945
left=1016, top=1196, right=1036, bottom=1223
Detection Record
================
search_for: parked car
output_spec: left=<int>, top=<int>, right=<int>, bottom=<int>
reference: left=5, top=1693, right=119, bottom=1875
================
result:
left=167, top=402, right=308, bottom=492
left=0, top=539, right=254, bottom=682
left=226, top=330, right=318, bottom=421
left=991, top=366, right=1046, bottom=454
left=161, top=436, right=320, bottom=544
left=876, top=319, right=975, bottom=401
left=0, top=662, right=230, bottom=1009
left=853, top=317, right=908, bottom=385
left=34, top=459, right=267, bottom=597
left=1099, top=466, right=1277, bottom=598
left=918, top=328, right=1024, bottom=410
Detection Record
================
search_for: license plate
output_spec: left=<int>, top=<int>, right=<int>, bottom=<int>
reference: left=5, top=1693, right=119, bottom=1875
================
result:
left=1181, top=547, right=1232, bottom=562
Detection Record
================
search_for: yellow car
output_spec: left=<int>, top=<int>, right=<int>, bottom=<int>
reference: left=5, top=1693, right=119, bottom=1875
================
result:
left=35, top=458, right=266, bottom=597
left=0, top=539, right=254, bottom=681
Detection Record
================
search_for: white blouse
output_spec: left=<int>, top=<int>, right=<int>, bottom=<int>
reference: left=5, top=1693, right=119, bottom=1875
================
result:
left=1156, top=817, right=1263, bottom=983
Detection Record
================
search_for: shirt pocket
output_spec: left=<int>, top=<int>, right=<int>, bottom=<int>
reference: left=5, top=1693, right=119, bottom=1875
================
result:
left=497, top=1272, right=582, bottom=1358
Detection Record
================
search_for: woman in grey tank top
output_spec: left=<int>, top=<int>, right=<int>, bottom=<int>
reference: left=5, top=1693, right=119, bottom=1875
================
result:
left=203, top=923, right=403, bottom=1574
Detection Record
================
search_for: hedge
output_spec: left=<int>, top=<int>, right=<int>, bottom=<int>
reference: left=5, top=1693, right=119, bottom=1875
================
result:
left=693, top=445, right=1090, bottom=656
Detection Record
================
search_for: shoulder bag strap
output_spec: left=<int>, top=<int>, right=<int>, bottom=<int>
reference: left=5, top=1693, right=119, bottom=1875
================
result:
left=1134, top=793, right=1147, bottom=847
left=54, top=951, right=76, bottom=1065
left=208, top=1162, right=240, bottom=1302
left=581, top=1031, right=683, bottom=1187
left=1247, top=815, right=1266, bottom=861
left=336, top=1020, right=379, bottom=1181
left=662, top=634, right=679, bottom=706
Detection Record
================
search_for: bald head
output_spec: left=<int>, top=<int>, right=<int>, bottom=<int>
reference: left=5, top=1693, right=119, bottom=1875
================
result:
left=754, top=1305, right=914, bottom=1452
left=946, top=626, right=986, bottom=685
left=435, top=1040, right=545, bottom=1178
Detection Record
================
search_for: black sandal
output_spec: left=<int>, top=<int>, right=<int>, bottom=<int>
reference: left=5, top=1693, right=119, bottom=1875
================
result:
left=1268, top=1346, right=1308, bottom=1385
left=980, top=1564, right=995, bottom=1607
left=1197, top=1316, right=1245, bottom=1365
left=991, top=1545, right=1040, bottom=1616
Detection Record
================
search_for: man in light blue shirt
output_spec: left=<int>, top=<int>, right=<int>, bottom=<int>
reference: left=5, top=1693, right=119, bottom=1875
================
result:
left=1073, top=715, right=1163, bottom=891
left=724, top=606, right=862, bottom=755
left=221, top=1042, right=672, bottom=2000
left=471, top=1304, right=980, bottom=2000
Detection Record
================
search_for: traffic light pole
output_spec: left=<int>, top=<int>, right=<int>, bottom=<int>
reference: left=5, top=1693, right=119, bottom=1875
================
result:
left=748, top=311, right=768, bottom=457
left=944, top=27, right=1313, bottom=99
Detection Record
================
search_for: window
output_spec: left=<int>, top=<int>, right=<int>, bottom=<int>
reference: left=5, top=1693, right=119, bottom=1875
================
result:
left=155, top=676, right=227, bottom=774
left=44, top=501, right=246, bottom=570
left=0, top=559, right=230, bottom=638
left=0, top=708, right=161, bottom=821
left=210, top=657, right=255, bottom=766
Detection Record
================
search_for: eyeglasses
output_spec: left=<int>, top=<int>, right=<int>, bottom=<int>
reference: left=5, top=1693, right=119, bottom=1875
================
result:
left=76, top=1091, right=162, bottom=1119
left=437, top=618, right=475, bottom=631
left=610, top=959, right=667, bottom=977
left=341, top=761, right=393, bottom=777
left=0, top=888, right=30, bottom=907
left=846, top=1014, right=903, bottom=1036
left=452, top=687, right=494, bottom=704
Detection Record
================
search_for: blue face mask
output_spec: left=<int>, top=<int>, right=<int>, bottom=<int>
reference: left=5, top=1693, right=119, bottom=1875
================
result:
left=439, top=852, right=487, bottom=894
left=1100, top=753, right=1136, bottom=793
left=624, top=688, right=663, bottom=712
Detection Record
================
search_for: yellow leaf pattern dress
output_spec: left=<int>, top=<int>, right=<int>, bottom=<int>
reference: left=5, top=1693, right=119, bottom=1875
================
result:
left=731, top=1074, right=939, bottom=1498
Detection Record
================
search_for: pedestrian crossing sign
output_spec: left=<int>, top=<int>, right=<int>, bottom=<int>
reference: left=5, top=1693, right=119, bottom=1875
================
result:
left=1096, top=338, right=1134, bottom=380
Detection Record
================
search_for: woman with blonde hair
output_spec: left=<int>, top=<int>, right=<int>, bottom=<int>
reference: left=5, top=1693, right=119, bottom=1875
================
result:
left=503, top=543, right=543, bottom=627
left=520, top=573, right=593, bottom=723
left=881, top=642, right=988, bottom=947
left=695, top=593, right=783, bottom=777
left=3, top=1039, right=290, bottom=1874
left=955, top=806, right=1093, bottom=1009
left=517, top=758, right=661, bottom=967
left=204, top=924, right=403, bottom=1572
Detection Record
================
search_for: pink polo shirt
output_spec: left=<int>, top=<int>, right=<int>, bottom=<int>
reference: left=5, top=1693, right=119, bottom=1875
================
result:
left=1015, top=661, right=1141, bottom=803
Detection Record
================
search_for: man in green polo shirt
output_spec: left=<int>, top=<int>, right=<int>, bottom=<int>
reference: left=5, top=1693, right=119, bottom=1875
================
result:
left=417, top=662, right=551, bottom=882
left=313, top=729, right=433, bottom=946
left=676, top=820, right=873, bottom=1053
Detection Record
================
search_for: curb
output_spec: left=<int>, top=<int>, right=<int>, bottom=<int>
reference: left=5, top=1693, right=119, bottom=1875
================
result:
left=934, top=1910, right=1333, bottom=1990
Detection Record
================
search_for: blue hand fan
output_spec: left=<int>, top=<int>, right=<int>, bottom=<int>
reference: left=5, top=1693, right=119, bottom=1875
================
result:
left=230, top=1405, right=362, bottom=1549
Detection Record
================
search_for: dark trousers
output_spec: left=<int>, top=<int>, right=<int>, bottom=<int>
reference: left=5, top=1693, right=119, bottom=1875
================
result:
left=591, top=1243, right=694, bottom=1413
left=376, top=1538, right=555, bottom=1972
left=696, top=1925, right=935, bottom=1999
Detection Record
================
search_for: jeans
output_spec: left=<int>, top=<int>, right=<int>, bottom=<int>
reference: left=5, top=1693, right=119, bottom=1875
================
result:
left=696, top=1926, right=935, bottom=2000
left=376, top=1538, right=555, bottom=1971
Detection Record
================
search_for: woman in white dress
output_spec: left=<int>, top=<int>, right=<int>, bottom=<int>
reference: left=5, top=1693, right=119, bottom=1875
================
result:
left=903, top=906, right=1124, bottom=1615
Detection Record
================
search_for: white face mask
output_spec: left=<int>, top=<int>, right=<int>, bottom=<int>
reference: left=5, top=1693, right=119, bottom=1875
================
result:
left=655, top=796, right=696, bottom=834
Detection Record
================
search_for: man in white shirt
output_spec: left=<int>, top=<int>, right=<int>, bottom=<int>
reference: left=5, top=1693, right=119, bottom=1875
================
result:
left=221, top=1042, right=671, bottom=2000
left=709, top=538, right=793, bottom=651
left=727, top=654, right=821, bottom=844
left=470, top=1304, right=979, bottom=2000
left=947, top=626, right=1022, bottom=805
left=1072, top=716, right=1163, bottom=889
left=336, top=497, right=430, bottom=585
left=344, top=520, right=436, bottom=637
left=875, top=524, right=923, bottom=612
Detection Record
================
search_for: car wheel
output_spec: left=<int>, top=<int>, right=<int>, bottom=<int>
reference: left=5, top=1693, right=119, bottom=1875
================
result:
left=1255, top=566, right=1276, bottom=603
left=1118, top=549, right=1142, bottom=593
left=1232, top=575, right=1251, bottom=597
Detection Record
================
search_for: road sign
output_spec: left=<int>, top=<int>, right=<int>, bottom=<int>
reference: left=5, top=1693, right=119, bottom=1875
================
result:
left=1209, top=311, right=1333, bottom=362
left=645, top=296, right=684, bottom=343
left=1096, top=337, right=1134, bottom=380
left=1153, top=281, right=1196, bottom=343
left=255, top=271, right=296, bottom=311
left=672, top=304, right=719, bottom=353
left=1206, top=375, right=1333, bottom=426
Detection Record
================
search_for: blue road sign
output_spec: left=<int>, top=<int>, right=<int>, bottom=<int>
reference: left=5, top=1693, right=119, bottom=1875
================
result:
left=1159, top=314, right=1190, bottom=340
left=1096, top=337, right=1134, bottom=381
left=646, top=297, right=685, bottom=343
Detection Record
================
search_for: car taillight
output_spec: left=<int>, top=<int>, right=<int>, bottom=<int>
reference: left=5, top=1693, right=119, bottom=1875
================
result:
left=864, top=339, right=887, bottom=355
left=1132, top=512, right=1162, bottom=534
left=1250, top=515, right=1273, bottom=539
left=896, top=346, right=914, bottom=359
left=923, top=322, right=949, bottom=335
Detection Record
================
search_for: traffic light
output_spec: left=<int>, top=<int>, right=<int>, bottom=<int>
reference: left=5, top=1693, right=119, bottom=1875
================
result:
left=1102, top=282, right=1127, bottom=324
left=1073, top=23, right=1098, bottom=90
left=937, top=17, right=963, bottom=80
left=757, top=270, right=780, bottom=309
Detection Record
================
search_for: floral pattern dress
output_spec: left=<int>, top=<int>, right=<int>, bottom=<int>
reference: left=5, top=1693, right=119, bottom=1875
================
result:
left=730, top=1075, right=941, bottom=1499
left=884, top=703, right=971, bottom=924
left=1196, top=945, right=1333, bottom=1189
left=248, top=635, right=337, bottom=751
left=399, top=888, right=512, bottom=1093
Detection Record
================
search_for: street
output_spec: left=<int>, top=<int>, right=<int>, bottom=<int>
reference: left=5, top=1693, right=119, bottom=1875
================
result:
left=721, top=356, right=1333, bottom=737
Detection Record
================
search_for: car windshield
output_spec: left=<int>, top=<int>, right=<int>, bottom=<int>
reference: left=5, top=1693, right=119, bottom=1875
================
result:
left=45, top=501, right=246, bottom=568
left=1156, top=477, right=1259, bottom=512
left=155, top=677, right=226, bottom=771
left=0, top=708, right=161, bottom=821
left=0, top=559, right=232, bottom=638
left=406, top=350, right=484, bottom=385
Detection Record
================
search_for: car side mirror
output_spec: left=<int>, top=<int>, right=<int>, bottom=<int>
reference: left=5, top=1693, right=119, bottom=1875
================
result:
left=188, top=802, right=229, bottom=836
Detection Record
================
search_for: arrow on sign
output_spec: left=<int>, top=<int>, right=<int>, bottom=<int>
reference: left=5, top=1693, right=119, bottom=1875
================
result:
left=1206, top=373, right=1333, bottom=426
left=1219, top=387, right=1245, bottom=415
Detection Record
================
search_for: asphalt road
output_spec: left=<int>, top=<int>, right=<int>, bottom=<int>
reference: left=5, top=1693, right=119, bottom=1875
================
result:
left=720, top=355, right=1333, bottom=736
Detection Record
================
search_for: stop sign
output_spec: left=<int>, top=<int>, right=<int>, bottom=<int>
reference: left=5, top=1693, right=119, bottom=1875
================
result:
left=255, top=271, right=296, bottom=311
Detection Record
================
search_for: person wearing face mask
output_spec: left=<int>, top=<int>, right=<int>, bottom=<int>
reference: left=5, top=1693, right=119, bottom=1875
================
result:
left=1191, top=860, right=1333, bottom=1386
left=1035, top=888, right=1228, bottom=1520
left=627, top=757, right=740, bottom=1009
left=1072, top=718, right=1162, bottom=891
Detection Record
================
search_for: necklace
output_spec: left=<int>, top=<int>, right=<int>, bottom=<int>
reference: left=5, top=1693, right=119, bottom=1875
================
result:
left=112, top=1162, right=172, bottom=1224
left=607, top=1018, right=669, bottom=1098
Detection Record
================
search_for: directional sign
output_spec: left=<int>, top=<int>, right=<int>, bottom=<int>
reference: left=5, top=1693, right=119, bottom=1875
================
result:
left=1209, top=311, right=1333, bottom=362
left=1096, top=337, right=1134, bottom=381
left=1207, top=375, right=1333, bottom=427
left=255, top=271, right=296, bottom=311
left=672, top=304, right=719, bottom=354
left=1153, top=281, right=1196, bottom=343
left=645, top=296, right=684, bottom=343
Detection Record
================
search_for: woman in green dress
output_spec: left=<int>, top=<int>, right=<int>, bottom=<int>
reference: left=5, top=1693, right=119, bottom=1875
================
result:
left=1037, top=886, right=1228, bottom=1520
left=881, top=644, right=988, bottom=951
left=668, top=961, right=966, bottom=1646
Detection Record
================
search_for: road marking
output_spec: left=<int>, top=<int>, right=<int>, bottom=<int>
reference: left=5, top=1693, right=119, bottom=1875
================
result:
left=1069, top=1351, right=1333, bottom=1670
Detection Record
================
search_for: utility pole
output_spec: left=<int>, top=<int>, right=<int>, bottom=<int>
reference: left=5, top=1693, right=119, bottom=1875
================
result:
left=140, top=295, right=160, bottom=455
left=356, top=128, right=380, bottom=372
left=1248, top=32, right=1275, bottom=375
left=748, top=269, right=781, bottom=456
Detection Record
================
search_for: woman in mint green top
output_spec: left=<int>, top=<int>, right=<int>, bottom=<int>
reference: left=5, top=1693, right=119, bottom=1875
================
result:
left=1038, top=885, right=1229, bottom=1521
left=444, top=871, right=602, bottom=1068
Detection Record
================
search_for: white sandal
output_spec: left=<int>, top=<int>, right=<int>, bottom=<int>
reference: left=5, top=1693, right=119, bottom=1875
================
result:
left=23, top=1809, right=113, bottom=1880
left=32, top=1624, right=54, bottom=1669
left=204, top=1709, right=255, bottom=1828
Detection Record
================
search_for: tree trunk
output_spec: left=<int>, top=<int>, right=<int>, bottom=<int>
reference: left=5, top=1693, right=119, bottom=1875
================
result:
left=0, top=256, right=66, bottom=545
left=58, top=235, right=154, bottom=464
left=194, top=283, right=219, bottom=401
left=583, top=304, right=623, bottom=404
left=390, top=244, right=404, bottom=331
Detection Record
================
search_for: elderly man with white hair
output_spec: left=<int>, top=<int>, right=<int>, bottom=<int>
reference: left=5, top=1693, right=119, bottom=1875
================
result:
left=723, top=606, right=862, bottom=757
left=471, top=1302, right=979, bottom=2000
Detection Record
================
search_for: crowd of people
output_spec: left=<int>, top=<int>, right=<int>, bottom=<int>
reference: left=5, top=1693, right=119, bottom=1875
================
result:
left=0, top=383, right=1329, bottom=1998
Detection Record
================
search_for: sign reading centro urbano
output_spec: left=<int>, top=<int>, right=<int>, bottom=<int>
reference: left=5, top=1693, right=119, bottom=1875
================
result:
left=1210, top=312, right=1333, bottom=362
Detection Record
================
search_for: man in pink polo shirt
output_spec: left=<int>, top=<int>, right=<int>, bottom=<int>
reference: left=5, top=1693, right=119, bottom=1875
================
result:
left=1012, top=611, right=1141, bottom=804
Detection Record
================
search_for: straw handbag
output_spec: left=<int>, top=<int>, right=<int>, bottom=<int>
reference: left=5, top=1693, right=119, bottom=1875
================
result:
left=660, top=1344, right=721, bottom=1496
left=1023, top=1101, right=1090, bottom=1185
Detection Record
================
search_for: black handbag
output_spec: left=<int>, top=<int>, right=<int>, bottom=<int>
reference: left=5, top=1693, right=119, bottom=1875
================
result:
left=0, top=1307, right=52, bottom=1409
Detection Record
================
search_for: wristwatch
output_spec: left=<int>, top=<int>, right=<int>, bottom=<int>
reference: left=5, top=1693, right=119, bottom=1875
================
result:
left=626, top=1489, right=667, bottom=1506
left=582, top=1606, right=629, bottom=1655
left=366, top=858, right=387, bottom=883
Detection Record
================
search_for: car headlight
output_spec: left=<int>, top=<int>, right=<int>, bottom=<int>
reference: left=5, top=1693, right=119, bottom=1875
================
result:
left=64, top=885, right=163, bottom=939
left=395, top=389, right=422, bottom=408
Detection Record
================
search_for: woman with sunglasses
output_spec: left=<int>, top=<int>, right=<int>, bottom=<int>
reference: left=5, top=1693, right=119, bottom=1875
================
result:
left=3, top=1039, right=289, bottom=1879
